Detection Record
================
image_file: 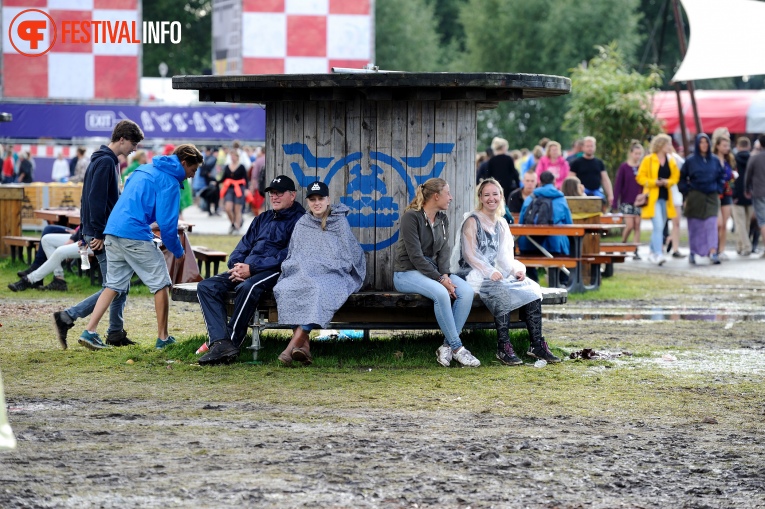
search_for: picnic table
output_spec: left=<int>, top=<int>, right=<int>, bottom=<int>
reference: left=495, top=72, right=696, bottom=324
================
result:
left=509, top=223, right=625, bottom=293
left=33, top=208, right=80, bottom=227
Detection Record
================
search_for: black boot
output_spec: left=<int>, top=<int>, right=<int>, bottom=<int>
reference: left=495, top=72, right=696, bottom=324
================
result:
left=198, top=339, right=239, bottom=366
left=522, top=299, right=561, bottom=363
left=494, top=312, right=522, bottom=366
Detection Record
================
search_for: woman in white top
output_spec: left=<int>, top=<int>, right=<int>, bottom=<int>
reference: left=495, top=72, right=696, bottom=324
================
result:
left=452, top=178, right=560, bottom=365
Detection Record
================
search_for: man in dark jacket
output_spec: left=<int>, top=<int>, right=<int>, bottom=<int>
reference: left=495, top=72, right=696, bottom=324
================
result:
left=51, top=120, right=144, bottom=350
left=486, top=137, right=520, bottom=200
left=197, top=175, right=306, bottom=365
left=732, top=137, right=753, bottom=255
left=745, top=134, right=765, bottom=257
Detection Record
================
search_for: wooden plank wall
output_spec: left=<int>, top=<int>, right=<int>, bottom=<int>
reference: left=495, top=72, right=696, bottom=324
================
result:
left=267, top=99, right=478, bottom=290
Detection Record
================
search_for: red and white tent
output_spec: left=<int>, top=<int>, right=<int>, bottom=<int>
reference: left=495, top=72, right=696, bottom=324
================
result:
left=653, top=90, right=765, bottom=135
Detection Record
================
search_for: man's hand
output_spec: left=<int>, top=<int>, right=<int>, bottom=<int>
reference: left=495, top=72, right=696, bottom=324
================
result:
left=89, top=238, right=104, bottom=252
left=228, top=263, right=251, bottom=282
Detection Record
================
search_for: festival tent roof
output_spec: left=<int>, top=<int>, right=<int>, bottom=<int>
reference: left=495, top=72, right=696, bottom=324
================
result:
left=652, top=90, right=765, bottom=135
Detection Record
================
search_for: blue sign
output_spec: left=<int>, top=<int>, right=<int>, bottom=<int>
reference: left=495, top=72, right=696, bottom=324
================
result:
left=0, top=103, right=265, bottom=141
left=283, top=142, right=455, bottom=251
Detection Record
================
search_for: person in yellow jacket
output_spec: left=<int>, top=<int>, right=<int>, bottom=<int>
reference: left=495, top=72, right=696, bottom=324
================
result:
left=637, top=134, right=680, bottom=265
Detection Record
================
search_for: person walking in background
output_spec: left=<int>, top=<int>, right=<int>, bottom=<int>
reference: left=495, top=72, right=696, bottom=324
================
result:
left=613, top=140, right=645, bottom=252
left=69, top=147, right=89, bottom=182
left=273, top=181, right=366, bottom=367
left=452, top=178, right=560, bottom=366
left=220, top=149, right=248, bottom=234
left=2, top=146, right=14, bottom=184
left=665, top=146, right=687, bottom=259
left=535, top=141, right=569, bottom=188
left=51, top=153, right=70, bottom=183
left=679, top=133, right=725, bottom=265
left=566, top=139, right=584, bottom=164
left=78, top=145, right=203, bottom=351
left=393, top=178, right=479, bottom=368
left=121, top=150, right=146, bottom=184
left=486, top=137, right=520, bottom=201
left=570, top=136, right=614, bottom=206
left=732, top=137, right=754, bottom=256
left=637, top=134, right=680, bottom=266
left=713, top=136, right=736, bottom=260
left=51, top=120, right=145, bottom=350
left=17, top=152, right=33, bottom=183
left=744, top=134, right=765, bottom=258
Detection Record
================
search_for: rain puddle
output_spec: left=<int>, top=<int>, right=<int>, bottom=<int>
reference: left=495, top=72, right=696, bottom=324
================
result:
left=544, top=311, right=765, bottom=322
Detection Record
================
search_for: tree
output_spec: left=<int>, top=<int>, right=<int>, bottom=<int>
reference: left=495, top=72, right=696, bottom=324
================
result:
left=564, top=43, right=662, bottom=174
left=459, top=0, right=643, bottom=149
left=142, top=0, right=212, bottom=77
left=375, top=0, right=444, bottom=71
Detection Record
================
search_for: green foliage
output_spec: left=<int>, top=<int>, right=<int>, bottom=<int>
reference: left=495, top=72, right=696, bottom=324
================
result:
left=142, top=0, right=212, bottom=77
left=459, top=0, right=643, bottom=149
left=375, top=0, right=444, bottom=71
left=564, top=43, right=663, bottom=173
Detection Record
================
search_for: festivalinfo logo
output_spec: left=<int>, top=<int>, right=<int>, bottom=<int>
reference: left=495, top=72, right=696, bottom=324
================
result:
left=8, top=8, right=182, bottom=57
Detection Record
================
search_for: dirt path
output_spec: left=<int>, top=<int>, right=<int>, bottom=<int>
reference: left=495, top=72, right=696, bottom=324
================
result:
left=2, top=399, right=764, bottom=509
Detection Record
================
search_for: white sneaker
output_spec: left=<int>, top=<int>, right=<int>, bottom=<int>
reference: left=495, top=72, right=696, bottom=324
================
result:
left=718, top=252, right=729, bottom=261
left=657, top=255, right=666, bottom=266
left=647, top=253, right=657, bottom=264
left=436, top=344, right=452, bottom=367
left=452, top=347, right=480, bottom=367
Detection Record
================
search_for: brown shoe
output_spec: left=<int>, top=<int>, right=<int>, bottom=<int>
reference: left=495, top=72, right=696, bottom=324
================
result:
left=278, top=350, right=293, bottom=366
left=291, top=347, right=313, bottom=366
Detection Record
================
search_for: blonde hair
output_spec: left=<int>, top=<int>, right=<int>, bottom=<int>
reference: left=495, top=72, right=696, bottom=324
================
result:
left=475, top=178, right=506, bottom=221
left=561, top=176, right=584, bottom=197
left=583, top=136, right=597, bottom=144
left=713, top=136, right=736, bottom=169
left=406, top=178, right=447, bottom=212
left=649, top=134, right=672, bottom=154
left=491, top=137, right=509, bottom=152
left=315, top=204, right=332, bottom=231
left=546, top=141, right=561, bottom=155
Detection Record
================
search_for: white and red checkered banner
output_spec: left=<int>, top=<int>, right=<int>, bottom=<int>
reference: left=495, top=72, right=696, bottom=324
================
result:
left=2, top=0, right=140, bottom=101
left=236, top=0, right=373, bottom=75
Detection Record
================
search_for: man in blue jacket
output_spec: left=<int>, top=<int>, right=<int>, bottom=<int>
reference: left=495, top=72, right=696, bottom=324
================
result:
left=78, top=144, right=203, bottom=349
left=197, top=175, right=306, bottom=365
left=518, top=171, right=573, bottom=283
left=52, top=120, right=144, bottom=350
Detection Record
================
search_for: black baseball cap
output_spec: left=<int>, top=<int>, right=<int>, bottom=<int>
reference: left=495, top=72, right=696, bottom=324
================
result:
left=264, top=175, right=296, bottom=193
left=306, top=181, right=329, bottom=198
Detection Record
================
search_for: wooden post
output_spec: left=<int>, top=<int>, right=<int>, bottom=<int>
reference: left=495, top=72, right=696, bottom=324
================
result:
left=0, top=186, right=24, bottom=257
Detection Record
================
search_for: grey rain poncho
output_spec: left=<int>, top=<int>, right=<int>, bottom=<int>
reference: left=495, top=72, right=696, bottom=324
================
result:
left=274, top=203, right=366, bottom=328
left=450, top=211, right=542, bottom=317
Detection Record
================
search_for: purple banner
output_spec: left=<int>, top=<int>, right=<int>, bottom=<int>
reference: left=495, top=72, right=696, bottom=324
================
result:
left=0, top=103, right=265, bottom=141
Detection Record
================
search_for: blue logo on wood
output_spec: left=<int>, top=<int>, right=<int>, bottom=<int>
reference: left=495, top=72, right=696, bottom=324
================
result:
left=282, top=142, right=455, bottom=251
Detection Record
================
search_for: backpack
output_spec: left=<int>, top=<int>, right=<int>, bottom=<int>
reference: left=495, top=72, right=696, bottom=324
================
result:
left=523, top=195, right=554, bottom=225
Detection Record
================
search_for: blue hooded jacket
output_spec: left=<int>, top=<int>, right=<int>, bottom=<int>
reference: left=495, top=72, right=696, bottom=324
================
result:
left=229, top=201, right=306, bottom=276
left=517, top=184, right=572, bottom=255
left=104, top=155, right=187, bottom=258
left=679, top=133, right=725, bottom=195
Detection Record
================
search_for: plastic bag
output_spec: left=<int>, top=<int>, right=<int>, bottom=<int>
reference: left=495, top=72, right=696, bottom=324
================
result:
left=0, top=369, right=17, bottom=451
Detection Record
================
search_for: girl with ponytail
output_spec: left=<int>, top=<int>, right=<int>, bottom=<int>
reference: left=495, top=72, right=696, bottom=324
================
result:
left=393, top=178, right=480, bottom=368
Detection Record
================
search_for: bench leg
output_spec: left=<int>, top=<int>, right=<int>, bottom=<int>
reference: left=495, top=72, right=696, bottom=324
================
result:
left=602, top=262, right=614, bottom=278
left=26, top=246, right=34, bottom=265
left=363, top=329, right=370, bottom=341
left=197, top=259, right=203, bottom=276
left=10, top=246, right=18, bottom=264
left=247, top=310, right=266, bottom=362
left=212, top=261, right=219, bottom=277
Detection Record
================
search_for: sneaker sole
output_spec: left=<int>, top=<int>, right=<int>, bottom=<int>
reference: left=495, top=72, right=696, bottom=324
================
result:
left=51, top=314, right=69, bottom=350
left=78, top=338, right=105, bottom=351
left=198, top=352, right=238, bottom=366
left=435, top=351, right=451, bottom=367
left=495, top=353, right=523, bottom=366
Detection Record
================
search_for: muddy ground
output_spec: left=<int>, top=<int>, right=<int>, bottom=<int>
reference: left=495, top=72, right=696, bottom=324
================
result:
left=2, top=272, right=765, bottom=508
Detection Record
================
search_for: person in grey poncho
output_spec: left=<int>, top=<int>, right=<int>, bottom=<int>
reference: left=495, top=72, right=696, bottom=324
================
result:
left=451, top=178, right=560, bottom=365
left=274, top=181, right=366, bottom=366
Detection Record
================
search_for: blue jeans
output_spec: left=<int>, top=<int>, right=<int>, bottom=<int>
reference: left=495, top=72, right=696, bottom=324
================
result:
left=650, top=199, right=667, bottom=256
left=64, top=235, right=127, bottom=334
left=393, top=271, right=473, bottom=350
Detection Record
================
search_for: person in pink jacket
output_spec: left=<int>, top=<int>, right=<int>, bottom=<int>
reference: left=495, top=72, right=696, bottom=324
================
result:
left=535, top=141, right=570, bottom=188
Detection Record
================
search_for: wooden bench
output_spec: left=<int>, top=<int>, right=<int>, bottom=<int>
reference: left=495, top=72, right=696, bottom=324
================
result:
left=1, top=236, right=41, bottom=264
left=191, top=246, right=228, bottom=278
left=171, top=283, right=568, bottom=361
left=599, top=243, right=639, bottom=277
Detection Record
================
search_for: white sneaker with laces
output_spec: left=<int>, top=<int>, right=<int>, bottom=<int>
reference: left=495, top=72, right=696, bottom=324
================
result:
left=436, top=344, right=453, bottom=367
left=452, top=347, right=480, bottom=367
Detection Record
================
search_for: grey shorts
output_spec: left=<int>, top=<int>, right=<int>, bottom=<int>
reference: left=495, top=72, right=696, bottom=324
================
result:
left=754, top=196, right=765, bottom=227
left=104, top=235, right=171, bottom=294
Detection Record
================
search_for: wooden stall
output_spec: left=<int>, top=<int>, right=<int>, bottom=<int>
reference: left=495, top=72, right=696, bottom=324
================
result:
left=0, top=186, right=24, bottom=257
left=174, top=73, right=570, bottom=289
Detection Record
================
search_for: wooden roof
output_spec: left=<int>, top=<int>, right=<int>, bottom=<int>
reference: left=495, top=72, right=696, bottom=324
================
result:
left=173, top=72, right=570, bottom=108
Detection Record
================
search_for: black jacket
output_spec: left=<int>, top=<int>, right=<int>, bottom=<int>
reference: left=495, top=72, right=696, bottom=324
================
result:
left=733, top=150, right=751, bottom=205
left=229, top=201, right=306, bottom=276
left=80, top=145, right=120, bottom=240
left=486, top=154, right=520, bottom=198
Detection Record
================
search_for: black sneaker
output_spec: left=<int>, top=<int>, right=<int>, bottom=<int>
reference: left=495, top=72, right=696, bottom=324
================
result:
left=8, top=276, right=36, bottom=292
left=496, top=342, right=523, bottom=366
left=39, top=277, right=68, bottom=292
left=52, top=311, right=75, bottom=350
left=106, top=329, right=137, bottom=347
left=198, top=339, right=239, bottom=366
left=17, top=264, right=39, bottom=278
left=527, top=339, right=562, bottom=363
